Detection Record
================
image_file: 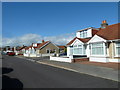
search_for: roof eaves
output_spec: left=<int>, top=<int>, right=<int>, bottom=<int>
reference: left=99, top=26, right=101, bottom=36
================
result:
left=39, top=41, right=50, bottom=49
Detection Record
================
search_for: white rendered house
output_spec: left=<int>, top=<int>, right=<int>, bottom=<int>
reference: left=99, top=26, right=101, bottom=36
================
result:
left=67, top=27, right=98, bottom=57
left=67, top=20, right=120, bottom=63
left=87, top=23, right=120, bottom=63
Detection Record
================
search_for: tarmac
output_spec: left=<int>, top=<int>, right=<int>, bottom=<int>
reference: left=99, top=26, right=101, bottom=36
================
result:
left=16, top=56, right=119, bottom=82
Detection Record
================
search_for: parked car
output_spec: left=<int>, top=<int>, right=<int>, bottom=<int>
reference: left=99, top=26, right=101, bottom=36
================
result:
left=7, top=52, right=15, bottom=56
left=59, top=52, right=67, bottom=56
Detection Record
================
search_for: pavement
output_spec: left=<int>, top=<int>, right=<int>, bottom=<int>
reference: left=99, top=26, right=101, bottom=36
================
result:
left=16, top=55, right=120, bottom=82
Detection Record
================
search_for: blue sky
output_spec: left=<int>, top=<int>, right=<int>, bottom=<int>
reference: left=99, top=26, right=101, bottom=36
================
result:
left=2, top=2, right=118, bottom=46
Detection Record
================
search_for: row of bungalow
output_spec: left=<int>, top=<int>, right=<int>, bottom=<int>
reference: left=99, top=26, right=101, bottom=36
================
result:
left=66, top=20, right=120, bottom=63
left=22, top=40, right=66, bottom=57
left=2, top=20, right=120, bottom=63
left=2, top=40, right=66, bottom=57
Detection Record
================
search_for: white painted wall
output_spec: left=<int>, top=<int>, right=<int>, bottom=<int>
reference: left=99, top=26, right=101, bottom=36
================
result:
left=30, top=54, right=37, bottom=57
left=89, top=56, right=109, bottom=63
left=86, top=44, right=90, bottom=57
left=24, top=53, right=41, bottom=57
left=87, top=35, right=106, bottom=44
left=90, top=57, right=120, bottom=63
left=87, top=28, right=92, bottom=37
left=50, top=56, right=72, bottom=63
left=76, top=28, right=92, bottom=38
left=24, top=53, right=30, bottom=57
left=33, top=43, right=37, bottom=47
left=71, top=38, right=83, bottom=46
left=109, top=59, right=120, bottom=63
left=76, top=32, right=80, bottom=38
left=67, top=47, right=70, bottom=57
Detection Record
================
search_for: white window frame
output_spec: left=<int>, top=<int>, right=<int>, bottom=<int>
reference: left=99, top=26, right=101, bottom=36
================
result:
left=80, top=31, right=83, bottom=38
left=90, top=42, right=106, bottom=56
left=83, top=30, right=87, bottom=38
left=115, top=42, right=120, bottom=57
left=73, top=44, right=85, bottom=55
left=80, top=30, right=87, bottom=38
left=69, top=46, right=73, bottom=56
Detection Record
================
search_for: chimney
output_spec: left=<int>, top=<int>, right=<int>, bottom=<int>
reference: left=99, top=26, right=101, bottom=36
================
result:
left=101, top=20, right=108, bottom=28
left=31, top=43, right=33, bottom=46
left=42, top=40, right=45, bottom=43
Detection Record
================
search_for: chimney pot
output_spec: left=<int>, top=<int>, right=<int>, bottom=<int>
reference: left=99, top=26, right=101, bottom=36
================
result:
left=42, top=40, right=45, bottom=43
left=101, top=20, right=108, bottom=28
left=102, top=20, right=107, bottom=24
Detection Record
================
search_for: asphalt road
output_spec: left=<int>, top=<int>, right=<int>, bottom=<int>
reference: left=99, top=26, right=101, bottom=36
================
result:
left=2, top=55, right=118, bottom=88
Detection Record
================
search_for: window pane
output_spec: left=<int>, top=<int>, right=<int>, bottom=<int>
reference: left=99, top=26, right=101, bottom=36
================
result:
left=83, top=47, right=85, bottom=54
left=116, top=43, right=120, bottom=47
left=73, top=45, right=77, bottom=47
left=78, top=48, right=82, bottom=54
left=70, top=48, right=73, bottom=55
left=78, top=45, right=82, bottom=47
left=92, top=48, right=95, bottom=54
left=116, top=42, right=120, bottom=55
left=74, top=48, right=78, bottom=54
left=91, top=43, right=104, bottom=55
left=116, top=47, right=120, bottom=55
left=74, top=48, right=82, bottom=54
left=97, top=43, right=103, bottom=47
left=92, top=43, right=103, bottom=47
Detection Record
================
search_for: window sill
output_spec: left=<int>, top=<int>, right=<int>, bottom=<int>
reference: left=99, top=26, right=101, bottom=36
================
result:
left=90, top=55, right=109, bottom=58
left=114, top=55, right=120, bottom=57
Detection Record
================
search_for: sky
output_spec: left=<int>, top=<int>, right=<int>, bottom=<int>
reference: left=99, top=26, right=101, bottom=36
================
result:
left=2, top=2, right=118, bottom=46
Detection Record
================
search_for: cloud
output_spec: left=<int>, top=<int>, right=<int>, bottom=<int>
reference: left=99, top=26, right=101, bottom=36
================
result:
left=2, top=33, right=75, bottom=47
left=43, top=33, right=75, bottom=45
left=2, top=34, right=42, bottom=47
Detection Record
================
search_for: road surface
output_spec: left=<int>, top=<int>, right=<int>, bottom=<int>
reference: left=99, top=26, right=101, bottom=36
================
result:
left=2, top=55, right=118, bottom=88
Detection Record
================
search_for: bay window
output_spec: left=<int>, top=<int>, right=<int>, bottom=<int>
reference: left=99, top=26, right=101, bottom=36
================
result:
left=73, top=44, right=85, bottom=55
left=91, top=43, right=104, bottom=55
left=115, top=42, right=120, bottom=56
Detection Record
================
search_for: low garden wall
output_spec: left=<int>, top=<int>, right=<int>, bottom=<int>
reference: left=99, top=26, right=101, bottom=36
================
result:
left=50, top=56, right=72, bottom=63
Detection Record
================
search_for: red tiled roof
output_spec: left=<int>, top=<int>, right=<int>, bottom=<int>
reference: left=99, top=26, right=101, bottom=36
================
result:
left=67, top=37, right=77, bottom=45
left=25, top=46, right=32, bottom=50
left=37, top=43, right=41, bottom=46
left=57, top=46, right=66, bottom=49
left=96, top=23, right=120, bottom=40
left=67, top=37, right=90, bottom=45
left=92, top=29, right=99, bottom=36
left=77, top=38, right=91, bottom=43
left=24, top=42, right=50, bottom=50
left=37, top=41, right=50, bottom=49
left=18, top=46, right=27, bottom=51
